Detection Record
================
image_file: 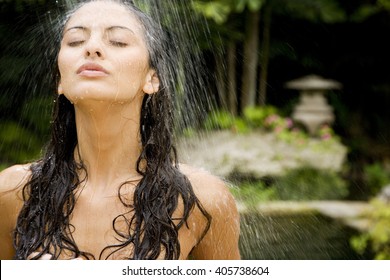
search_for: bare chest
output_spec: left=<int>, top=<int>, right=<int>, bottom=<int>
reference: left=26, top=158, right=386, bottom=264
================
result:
left=69, top=195, right=120, bottom=259
left=66, top=193, right=197, bottom=260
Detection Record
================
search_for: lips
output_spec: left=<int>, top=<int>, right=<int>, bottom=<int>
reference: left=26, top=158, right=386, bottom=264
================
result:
left=77, top=63, right=109, bottom=77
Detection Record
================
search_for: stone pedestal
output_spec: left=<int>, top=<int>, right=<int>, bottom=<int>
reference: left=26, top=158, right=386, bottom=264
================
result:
left=285, top=74, right=342, bottom=136
left=292, top=91, right=335, bottom=135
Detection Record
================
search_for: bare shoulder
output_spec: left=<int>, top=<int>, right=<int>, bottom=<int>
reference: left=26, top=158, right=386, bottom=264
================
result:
left=0, top=163, right=31, bottom=208
left=0, top=163, right=31, bottom=213
left=0, top=164, right=31, bottom=194
left=179, top=164, right=235, bottom=208
left=0, top=164, right=31, bottom=260
left=179, top=164, right=241, bottom=259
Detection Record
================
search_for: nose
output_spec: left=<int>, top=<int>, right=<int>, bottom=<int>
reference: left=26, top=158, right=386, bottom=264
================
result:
left=86, top=49, right=103, bottom=58
left=84, top=36, right=105, bottom=59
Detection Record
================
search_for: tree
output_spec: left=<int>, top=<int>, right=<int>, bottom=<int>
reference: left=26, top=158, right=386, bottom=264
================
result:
left=192, top=0, right=265, bottom=114
left=193, top=0, right=348, bottom=114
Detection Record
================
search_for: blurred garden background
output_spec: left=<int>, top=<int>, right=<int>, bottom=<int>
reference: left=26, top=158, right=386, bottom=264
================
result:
left=1, top=0, right=390, bottom=259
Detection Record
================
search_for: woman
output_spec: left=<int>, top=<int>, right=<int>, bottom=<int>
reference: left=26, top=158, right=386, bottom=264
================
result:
left=0, top=0, right=240, bottom=260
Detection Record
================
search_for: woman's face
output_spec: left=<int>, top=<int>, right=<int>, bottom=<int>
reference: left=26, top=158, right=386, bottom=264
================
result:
left=58, top=1, right=158, bottom=105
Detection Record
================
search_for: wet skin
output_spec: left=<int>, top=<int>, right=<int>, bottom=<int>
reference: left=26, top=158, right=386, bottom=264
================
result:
left=0, top=0, right=240, bottom=260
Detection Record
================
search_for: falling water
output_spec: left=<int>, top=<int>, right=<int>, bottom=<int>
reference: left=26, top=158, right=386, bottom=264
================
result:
left=0, top=0, right=370, bottom=260
left=132, top=0, right=219, bottom=138
left=239, top=210, right=370, bottom=260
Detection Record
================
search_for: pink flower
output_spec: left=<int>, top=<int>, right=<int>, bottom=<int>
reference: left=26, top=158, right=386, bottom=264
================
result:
left=274, top=126, right=283, bottom=133
left=321, top=133, right=331, bottom=140
left=265, top=114, right=278, bottom=125
left=285, top=118, right=293, bottom=128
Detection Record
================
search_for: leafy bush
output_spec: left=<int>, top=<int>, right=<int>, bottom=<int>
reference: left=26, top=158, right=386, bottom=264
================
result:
left=273, top=166, right=348, bottom=200
left=20, top=97, right=52, bottom=135
left=350, top=199, right=390, bottom=260
left=203, top=110, right=235, bottom=130
left=231, top=118, right=250, bottom=134
left=243, top=106, right=277, bottom=128
left=318, top=124, right=338, bottom=141
left=364, top=162, right=390, bottom=196
left=263, top=113, right=292, bottom=131
left=263, top=113, right=312, bottom=146
left=203, top=110, right=249, bottom=133
left=204, top=106, right=279, bottom=132
left=230, top=180, right=277, bottom=206
left=0, top=121, right=42, bottom=164
left=0, top=163, right=8, bottom=172
left=202, top=107, right=342, bottom=149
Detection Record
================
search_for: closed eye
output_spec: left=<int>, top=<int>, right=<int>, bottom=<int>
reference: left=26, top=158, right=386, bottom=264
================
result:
left=68, top=41, right=85, bottom=47
left=110, top=41, right=128, bottom=47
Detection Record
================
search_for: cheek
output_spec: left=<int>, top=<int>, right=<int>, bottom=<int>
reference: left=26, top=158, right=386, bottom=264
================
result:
left=123, top=56, right=148, bottom=74
left=57, top=50, right=74, bottom=80
left=119, top=57, right=149, bottom=88
left=122, top=47, right=150, bottom=72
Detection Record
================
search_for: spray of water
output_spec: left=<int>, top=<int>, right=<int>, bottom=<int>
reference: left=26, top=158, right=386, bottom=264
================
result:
left=0, top=0, right=367, bottom=260
left=131, top=0, right=218, bottom=137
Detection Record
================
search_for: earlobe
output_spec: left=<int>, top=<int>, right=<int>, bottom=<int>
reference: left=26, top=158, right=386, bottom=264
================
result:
left=143, top=70, right=160, bottom=94
left=58, top=82, right=63, bottom=95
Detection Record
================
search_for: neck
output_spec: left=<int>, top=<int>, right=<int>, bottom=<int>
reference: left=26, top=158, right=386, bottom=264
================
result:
left=74, top=98, right=144, bottom=191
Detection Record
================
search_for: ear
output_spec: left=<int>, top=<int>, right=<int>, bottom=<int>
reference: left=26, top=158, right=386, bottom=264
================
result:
left=58, top=81, right=63, bottom=95
left=143, top=69, right=160, bottom=94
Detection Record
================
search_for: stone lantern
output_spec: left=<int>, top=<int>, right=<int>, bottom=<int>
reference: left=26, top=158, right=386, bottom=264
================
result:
left=285, top=74, right=342, bottom=136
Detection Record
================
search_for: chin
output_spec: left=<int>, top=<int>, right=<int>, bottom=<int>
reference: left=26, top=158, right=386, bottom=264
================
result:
left=64, top=91, right=141, bottom=106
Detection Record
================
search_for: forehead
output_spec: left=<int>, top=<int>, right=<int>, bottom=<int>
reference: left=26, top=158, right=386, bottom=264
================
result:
left=65, top=1, right=143, bottom=33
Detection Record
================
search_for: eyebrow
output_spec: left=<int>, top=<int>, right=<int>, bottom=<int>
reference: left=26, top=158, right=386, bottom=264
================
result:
left=107, top=26, right=135, bottom=34
left=63, top=26, right=86, bottom=34
left=64, top=25, right=135, bottom=35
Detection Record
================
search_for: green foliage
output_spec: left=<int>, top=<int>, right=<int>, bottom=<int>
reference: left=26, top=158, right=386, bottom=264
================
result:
left=0, top=163, right=8, bottom=171
left=192, top=0, right=265, bottom=24
left=0, top=55, right=27, bottom=84
left=263, top=113, right=292, bottom=131
left=312, top=124, right=344, bottom=151
left=350, top=5, right=381, bottom=21
left=243, top=105, right=277, bottom=127
left=230, top=180, right=277, bottom=206
left=235, top=0, right=265, bottom=12
left=351, top=0, right=390, bottom=22
left=181, top=126, right=196, bottom=138
left=20, top=97, right=52, bottom=135
left=203, top=110, right=235, bottom=130
left=191, top=1, right=232, bottom=24
left=231, top=118, right=250, bottom=134
left=379, top=0, right=390, bottom=10
left=263, top=113, right=310, bottom=146
left=273, top=166, right=348, bottom=200
left=350, top=233, right=370, bottom=256
left=351, top=199, right=390, bottom=260
left=204, top=106, right=279, bottom=132
left=202, top=107, right=342, bottom=150
left=231, top=166, right=348, bottom=204
left=203, top=110, right=250, bottom=133
left=276, top=0, right=346, bottom=23
left=364, top=163, right=390, bottom=196
left=263, top=113, right=342, bottom=148
left=0, top=121, right=42, bottom=164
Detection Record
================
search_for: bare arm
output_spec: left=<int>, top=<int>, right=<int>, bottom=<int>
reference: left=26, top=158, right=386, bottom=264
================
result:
left=0, top=164, right=30, bottom=259
left=183, top=166, right=241, bottom=260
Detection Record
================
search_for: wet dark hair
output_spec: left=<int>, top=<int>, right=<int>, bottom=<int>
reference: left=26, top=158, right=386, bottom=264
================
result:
left=13, top=0, right=211, bottom=260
